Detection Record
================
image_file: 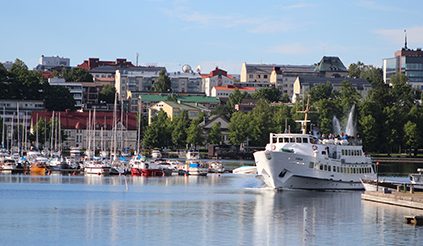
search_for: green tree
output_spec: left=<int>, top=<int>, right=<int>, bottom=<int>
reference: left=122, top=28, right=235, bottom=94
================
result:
left=227, top=88, right=247, bottom=113
left=348, top=61, right=364, bottom=78
left=186, top=115, right=204, bottom=149
left=44, top=85, right=76, bottom=111
left=273, top=104, right=295, bottom=133
left=99, top=85, right=116, bottom=103
left=249, top=99, right=274, bottom=146
left=309, top=82, right=334, bottom=102
left=153, top=70, right=171, bottom=93
left=251, top=87, right=281, bottom=102
left=358, top=114, right=378, bottom=152
left=228, top=112, right=250, bottom=146
left=404, top=121, right=418, bottom=156
left=207, top=122, right=221, bottom=145
left=61, top=67, right=93, bottom=82
left=171, top=111, right=189, bottom=148
left=142, top=110, right=171, bottom=149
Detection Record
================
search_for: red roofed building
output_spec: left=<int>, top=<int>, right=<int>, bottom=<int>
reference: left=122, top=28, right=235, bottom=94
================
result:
left=201, top=67, right=234, bottom=96
left=31, top=111, right=138, bottom=151
left=77, top=58, right=134, bottom=71
left=211, top=85, right=256, bottom=99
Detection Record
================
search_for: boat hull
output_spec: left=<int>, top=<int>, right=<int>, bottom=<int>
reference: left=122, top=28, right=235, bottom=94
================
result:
left=254, top=150, right=375, bottom=190
left=141, top=168, right=164, bottom=177
left=30, top=165, right=46, bottom=176
left=84, top=167, right=111, bottom=176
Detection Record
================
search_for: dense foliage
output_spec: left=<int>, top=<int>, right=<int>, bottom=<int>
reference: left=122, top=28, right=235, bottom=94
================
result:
left=0, top=59, right=76, bottom=111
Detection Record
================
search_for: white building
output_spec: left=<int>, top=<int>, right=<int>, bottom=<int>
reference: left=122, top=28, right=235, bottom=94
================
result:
left=48, top=78, right=83, bottom=108
left=211, top=85, right=256, bottom=99
left=115, top=66, right=165, bottom=101
left=36, top=55, right=70, bottom=70
left=168, top=71, right=203, bottom=93
left=0, top=100, right=45, bottom=150
left=201, top=67, right=234, bottom=96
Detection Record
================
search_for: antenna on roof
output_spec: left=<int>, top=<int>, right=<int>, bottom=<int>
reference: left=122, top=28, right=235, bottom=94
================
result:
left=136, top=52, right=139, bottom=66
left=404, top=29, right=408, bottom=50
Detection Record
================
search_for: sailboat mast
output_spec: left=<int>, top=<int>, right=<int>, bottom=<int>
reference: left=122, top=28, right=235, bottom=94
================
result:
left=35, top=114, right=39, bottom=150
left=137, top=96, right=142, bottom=155
left=1, top=107, right=5, bottom=149
left=92, top=108, right=96, bottom=156
left=17, top=103, right=20, bottom=154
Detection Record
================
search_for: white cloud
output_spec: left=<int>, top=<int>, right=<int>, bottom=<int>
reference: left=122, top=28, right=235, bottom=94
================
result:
left=279, top=2, right=314, bottom=10
left=268, top=43, right=309, bottom=55
left=355, top=0, right=400, bottom=12
left=375, top=26, right=423, bottom=46
left=164, top=5, right=297, bottom=34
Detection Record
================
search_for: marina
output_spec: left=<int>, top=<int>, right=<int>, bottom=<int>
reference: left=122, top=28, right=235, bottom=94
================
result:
left=0, top=174, right=423, bottom=245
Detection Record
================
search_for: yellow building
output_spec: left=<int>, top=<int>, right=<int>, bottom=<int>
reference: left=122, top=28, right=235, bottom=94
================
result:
left=148, top=101, right=211, bottom=125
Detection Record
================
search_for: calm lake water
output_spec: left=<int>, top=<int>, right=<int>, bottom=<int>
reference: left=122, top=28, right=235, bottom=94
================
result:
left=0, top=174, right=422, bottom=246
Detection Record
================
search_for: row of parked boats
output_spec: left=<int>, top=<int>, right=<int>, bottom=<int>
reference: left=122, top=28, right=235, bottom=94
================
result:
left=0, top=148, right=226, bottom=177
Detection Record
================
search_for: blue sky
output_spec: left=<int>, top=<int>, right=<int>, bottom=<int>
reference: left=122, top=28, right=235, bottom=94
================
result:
left=1, top=0, right=423, bottom=74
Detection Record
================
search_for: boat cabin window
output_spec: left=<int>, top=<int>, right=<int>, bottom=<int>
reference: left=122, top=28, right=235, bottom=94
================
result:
left=272, top=137, right=277, bottom=143
left=324, top=165, right=327, bottom=171
left=296, top=137, right=302, bottom=143
left=336, top=166, right=340, bottom=172
left=284, top=137, right=289, bottom=143
left=290, top=137, right=295, bottom=143
left=321, top=151, right=326, bottom=155
left=278, top=137, right=283, bottom=143
left=328, top=166, right=331, bottom=172
left=319, top=165, right=323, bottom=170
left=303, top=138, right=308, bottom=143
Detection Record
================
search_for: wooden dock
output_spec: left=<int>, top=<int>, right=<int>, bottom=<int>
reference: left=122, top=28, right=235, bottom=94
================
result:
left=362, top=191, right=423, bottom=210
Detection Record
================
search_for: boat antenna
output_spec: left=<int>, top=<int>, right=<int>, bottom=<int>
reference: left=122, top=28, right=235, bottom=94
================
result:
left=295, top=95, right=313, bottom=134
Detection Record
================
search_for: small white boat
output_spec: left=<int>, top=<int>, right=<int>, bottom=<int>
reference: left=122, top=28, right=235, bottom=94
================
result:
left=0, top=157, right=17, bottom=174
left=187, top=162, right=208, bottom=176
left=83, top=159, right=111, bottom=176
left=186, top=150, right=200, bottom=160
left=232, top=166, right=257, bottom=175
left=208, top=161, right=225, bottom=173
left=151, top=149, right=162, bottom=159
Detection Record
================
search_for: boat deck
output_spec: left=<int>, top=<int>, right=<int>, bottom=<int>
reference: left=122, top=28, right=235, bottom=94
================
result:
left=362, top=191, right=423, bottom=210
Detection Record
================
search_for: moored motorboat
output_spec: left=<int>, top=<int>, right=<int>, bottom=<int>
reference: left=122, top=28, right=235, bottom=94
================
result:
left=30, top=159, right=48, bottom=176
left=83, top=159, right=111, bottom=176
left=208, top=161, right=225, bottom=173
left=0, top=157, right=17, bottom=174
left=232, top=166, right=257, bottom=175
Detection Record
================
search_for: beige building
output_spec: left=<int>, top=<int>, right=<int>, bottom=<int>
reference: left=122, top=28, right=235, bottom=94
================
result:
left=148, top=101, right=211, bottom=125
left=240, top=63, right=274, bottom=83
left=292, top=76, right=372, bottom=102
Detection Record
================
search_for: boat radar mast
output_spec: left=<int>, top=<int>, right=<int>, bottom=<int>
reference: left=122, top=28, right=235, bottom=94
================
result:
left=295, top=96, right=314, bottom=134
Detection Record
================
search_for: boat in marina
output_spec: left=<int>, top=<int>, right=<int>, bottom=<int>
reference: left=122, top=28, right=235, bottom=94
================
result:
left=361, top=168, right=423, bottom=192
left=30, top=159, right=48, bottom=176
left=187, top=162, right=208, bottom=176
left=232, top=165, right=257, bottom=175
left=254, top=101, right=376, bottom=190
left=208, top=161, right=225, bottom=173
left=0, top=157, right=17, bottom=174
left=83, top=159, right=111, bottom=176
left=151, top=149, right=162, bottom=159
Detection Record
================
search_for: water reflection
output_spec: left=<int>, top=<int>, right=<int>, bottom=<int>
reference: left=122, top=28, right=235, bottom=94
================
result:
left=0, top=175, right=423, bottom=245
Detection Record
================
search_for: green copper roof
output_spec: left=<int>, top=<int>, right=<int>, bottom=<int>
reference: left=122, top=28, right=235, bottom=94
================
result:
left=139, top=94, right=220, bottom=104
left=314, top=56, right=347, bottom=72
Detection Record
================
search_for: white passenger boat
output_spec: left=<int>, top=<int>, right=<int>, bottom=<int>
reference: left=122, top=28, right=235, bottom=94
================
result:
left=254, top=102, right=376, bottom=190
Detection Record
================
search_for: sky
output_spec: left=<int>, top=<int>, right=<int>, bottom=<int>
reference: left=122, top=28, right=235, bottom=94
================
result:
left=1, top=0, right=423, bottom=74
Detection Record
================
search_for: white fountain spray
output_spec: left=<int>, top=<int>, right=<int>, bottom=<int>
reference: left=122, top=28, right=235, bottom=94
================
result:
left=332, top=116, right=341, bottom=136
left=345, top=105, right=356, bottom=137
